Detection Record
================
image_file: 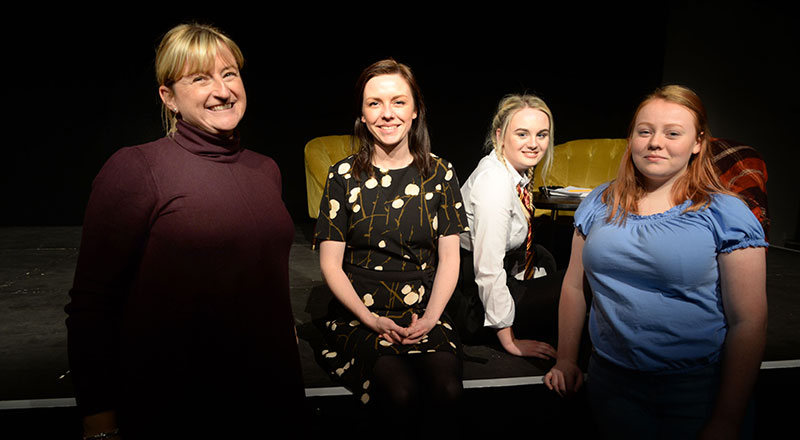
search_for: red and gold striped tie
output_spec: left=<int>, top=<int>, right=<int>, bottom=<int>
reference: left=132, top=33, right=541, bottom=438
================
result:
left=516, top=183, right=536, bottom=279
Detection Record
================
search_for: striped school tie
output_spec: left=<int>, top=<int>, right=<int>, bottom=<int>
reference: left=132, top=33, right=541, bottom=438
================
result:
left=516, top=183, right=536, bottom=279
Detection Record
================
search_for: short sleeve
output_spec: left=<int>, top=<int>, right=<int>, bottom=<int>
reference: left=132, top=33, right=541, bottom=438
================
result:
left=573, top=183, right=610, bottom=236
left=708, top=194, right=768, bottom=253
left=434, top=157, right=468, bottom=237
left=313, top=158, right=352, bottom=243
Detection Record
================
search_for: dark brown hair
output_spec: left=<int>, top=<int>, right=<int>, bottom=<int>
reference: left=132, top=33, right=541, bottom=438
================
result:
left=351, top=59, right=432, bottom=179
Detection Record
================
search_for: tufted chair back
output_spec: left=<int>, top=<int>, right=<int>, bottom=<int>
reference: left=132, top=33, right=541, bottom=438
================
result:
left=533, top=138, right=628, bottom=189
left=532, top=138, right=628, bottom=217
left=304, top=135, right=357, bottom=218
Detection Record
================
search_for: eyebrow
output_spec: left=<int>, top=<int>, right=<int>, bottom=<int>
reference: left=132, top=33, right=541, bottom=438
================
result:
left=365, top=94, right=410, bottom=101
left=636, top=120, right=686, bottom=127
left=634, top=123, right=690, bottom=134
left=513, top=128, right=549, bottom=133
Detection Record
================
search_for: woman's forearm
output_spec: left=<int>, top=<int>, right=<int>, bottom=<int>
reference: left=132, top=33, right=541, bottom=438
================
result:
left=708, top=246, right=768, bottom=430
left=555, top=284, right=586, bottom=363
left=319, top=241, right=379, bottom=332
left=712, top=319, right=766, bottom=424
left=555, top=230, right=589, bottom=363
left=423, top=234, right=461, bottom=321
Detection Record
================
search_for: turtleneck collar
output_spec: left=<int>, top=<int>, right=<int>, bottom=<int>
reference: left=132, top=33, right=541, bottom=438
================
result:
left=171, top=120, right=243, bottom=163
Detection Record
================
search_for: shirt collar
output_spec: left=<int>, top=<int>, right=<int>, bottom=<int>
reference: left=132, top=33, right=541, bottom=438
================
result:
left=490, top=151, right=530, bottom=187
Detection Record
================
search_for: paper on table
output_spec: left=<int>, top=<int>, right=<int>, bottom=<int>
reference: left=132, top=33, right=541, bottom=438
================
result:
left=549, top=186, right=592, bottom=198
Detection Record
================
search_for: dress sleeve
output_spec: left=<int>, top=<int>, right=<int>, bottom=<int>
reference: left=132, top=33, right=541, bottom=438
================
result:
left=435, top=159, right=468, bottom=237
left=313, top=160, right=351, bottom=243
left=708, top=194, right=769, bottom=253
left=65, top=147, right=157, bottom=416
left=573, top=183, right=610, bottom=236
left=465, top=168, right=516, bottom=328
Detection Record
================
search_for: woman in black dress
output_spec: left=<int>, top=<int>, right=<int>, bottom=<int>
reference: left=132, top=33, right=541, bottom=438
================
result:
left=314, top=59, right=467, bottom=425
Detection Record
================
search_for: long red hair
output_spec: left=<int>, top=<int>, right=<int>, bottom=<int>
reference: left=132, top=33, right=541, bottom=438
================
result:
left=602, top=85, right=733, bottom=224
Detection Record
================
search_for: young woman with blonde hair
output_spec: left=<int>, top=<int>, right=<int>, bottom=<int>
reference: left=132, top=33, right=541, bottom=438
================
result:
left=453, top=93, right=563, bottom=358
left=66, top=23, right=304, bottom=438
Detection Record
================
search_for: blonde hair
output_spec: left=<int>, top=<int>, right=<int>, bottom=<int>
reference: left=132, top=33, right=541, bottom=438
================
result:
left=603, top=85, right=732, bottom=224
left=155, top=23, right=245, bottom=135
left=486, top=94, right=555, bottom=191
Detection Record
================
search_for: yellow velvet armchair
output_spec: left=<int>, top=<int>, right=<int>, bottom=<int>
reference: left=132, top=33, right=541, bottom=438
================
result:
left=532, top=138, right=628, bottom=217
left=304, top=135, right=357, bottom=218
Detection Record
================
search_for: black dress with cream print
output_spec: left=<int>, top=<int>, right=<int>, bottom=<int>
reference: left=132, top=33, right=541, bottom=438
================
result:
left=314, top=153, right=468, bottom=404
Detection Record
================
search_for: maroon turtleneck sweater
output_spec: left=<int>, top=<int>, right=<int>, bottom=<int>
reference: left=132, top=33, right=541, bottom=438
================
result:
left=66, top=121, right=304, bottom=433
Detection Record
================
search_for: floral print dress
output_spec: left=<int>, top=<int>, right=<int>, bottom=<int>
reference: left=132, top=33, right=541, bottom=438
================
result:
left=314, top=154, right=468, bottom=404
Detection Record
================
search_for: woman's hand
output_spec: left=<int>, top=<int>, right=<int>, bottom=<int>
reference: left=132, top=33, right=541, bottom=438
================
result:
left=401, top=313, right=437, bottom=345
left=375, top=313, right=437, bottom=345
left=496, top=326, right=556, bottom=359
left=321, top=241, right=406, bottom=343
left=697, top=416, right=740, bottom=440
left=544, top=359, right=584, bottom=398
left=82, top=411, right=120, bottom=439
left=373, top=315, right=410, bottom=344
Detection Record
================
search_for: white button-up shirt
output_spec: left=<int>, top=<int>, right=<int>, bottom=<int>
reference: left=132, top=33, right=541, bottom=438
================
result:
left=459, top=152, right=530, bottom=328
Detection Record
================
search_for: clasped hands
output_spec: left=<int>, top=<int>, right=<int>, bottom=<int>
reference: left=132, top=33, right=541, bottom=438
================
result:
left=373, top=313, right=434, bottom=345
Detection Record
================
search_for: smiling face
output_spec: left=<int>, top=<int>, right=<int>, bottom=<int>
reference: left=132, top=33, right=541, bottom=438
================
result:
left=159, top=45, right=246, bottom=137
left=630, top=98, right=702, bottom=190
left=497, top=107, right=551, bottom=174
left=360, top=73, right=417, bottom=151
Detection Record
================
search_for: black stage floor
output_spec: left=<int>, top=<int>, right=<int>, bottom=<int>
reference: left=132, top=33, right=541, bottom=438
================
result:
left=1, top=222, right=798, bottom=437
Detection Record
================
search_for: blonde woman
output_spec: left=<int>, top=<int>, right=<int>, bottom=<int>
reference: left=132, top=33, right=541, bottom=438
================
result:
left=454, top=94, right=562, bottom=358
left=66, top=23, right=304, bottom=438
left=545, top=85, right=767, bottom=439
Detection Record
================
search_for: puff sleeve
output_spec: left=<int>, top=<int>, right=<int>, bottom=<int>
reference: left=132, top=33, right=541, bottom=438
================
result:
left=708, top=194, right=768, bottom=253
left=573, top=183, right=610, bottom=236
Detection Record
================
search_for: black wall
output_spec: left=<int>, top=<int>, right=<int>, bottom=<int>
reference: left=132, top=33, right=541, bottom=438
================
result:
left=661, top=2, right=799, bottom=247
left=5, top=4, right=796, bottom=246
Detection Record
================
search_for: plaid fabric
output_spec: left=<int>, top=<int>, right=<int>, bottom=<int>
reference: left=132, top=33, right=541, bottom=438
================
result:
left=710, top=138, right=770, bottom=240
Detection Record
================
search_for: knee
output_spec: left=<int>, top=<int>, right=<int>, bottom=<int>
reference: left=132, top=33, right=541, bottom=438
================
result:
left=381, top=382, right=420, bottom=410
left=430, top=376, right=463, bottom=405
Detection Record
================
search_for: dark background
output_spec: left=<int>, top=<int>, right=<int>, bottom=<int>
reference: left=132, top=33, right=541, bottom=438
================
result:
left=4, top=3, right=798, bottom=247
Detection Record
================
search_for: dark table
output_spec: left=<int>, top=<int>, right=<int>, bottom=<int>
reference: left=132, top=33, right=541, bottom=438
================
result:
left=533, top=192, right=584, bottom=219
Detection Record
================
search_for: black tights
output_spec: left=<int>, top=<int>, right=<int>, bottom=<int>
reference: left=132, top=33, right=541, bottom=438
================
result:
left=369, top=352, right=463, bottom=435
